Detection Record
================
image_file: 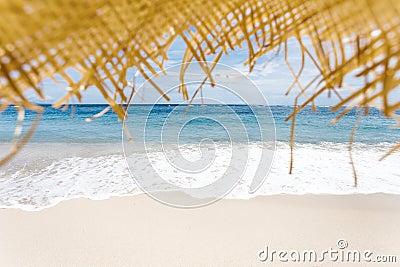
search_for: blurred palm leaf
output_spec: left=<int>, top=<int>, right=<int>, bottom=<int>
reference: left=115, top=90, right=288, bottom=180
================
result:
left=0, top=0, right=399, bottom=168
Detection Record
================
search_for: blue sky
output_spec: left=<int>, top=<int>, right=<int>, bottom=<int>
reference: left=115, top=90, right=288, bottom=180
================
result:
left=31, top=37, right=360, bottom=106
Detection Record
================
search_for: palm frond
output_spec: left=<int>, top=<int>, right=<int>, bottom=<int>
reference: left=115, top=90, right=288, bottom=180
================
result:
left=0, top=0, right=399, bottom=168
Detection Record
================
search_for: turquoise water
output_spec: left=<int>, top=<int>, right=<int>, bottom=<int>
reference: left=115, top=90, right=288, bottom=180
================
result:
left=1, top=104, right=400, bottom=210
left=0, top=104, right=399, bottom=144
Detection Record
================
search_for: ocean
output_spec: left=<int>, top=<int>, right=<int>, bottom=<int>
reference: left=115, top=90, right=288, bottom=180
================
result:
left=1, top=104, right=400, bottom=210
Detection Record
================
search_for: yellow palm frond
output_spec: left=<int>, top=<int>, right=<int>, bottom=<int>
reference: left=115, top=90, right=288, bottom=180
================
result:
left=0, top=0, right=399, bottom=168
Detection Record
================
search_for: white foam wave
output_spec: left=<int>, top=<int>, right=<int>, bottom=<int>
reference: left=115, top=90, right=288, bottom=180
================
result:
left=1, top=142, right=400, bottom=210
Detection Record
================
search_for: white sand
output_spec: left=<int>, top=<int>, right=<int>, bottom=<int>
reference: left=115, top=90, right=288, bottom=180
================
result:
left=0, top=193, right=400, bottom=266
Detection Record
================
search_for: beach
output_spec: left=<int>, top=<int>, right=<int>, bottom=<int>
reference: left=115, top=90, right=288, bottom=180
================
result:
left=1, top=105, right=400, bottom=266
left=1, top=0, right=399, bottom=265
left=1, top=193, right=399, bottom=266
left=2, top=105, right=400, bottom=210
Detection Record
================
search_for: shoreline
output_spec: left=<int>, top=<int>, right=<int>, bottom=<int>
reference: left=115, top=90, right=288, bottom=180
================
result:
left=1, top=193, right=399, bottom=266
left=2, top=191, right=400, bottom=212
left=2, top=141, right=400, bottom=211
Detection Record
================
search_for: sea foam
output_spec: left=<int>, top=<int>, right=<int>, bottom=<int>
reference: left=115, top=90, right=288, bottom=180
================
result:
left=1, top=142, right=399, bottom=210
